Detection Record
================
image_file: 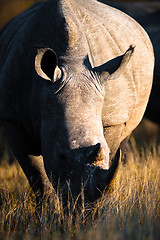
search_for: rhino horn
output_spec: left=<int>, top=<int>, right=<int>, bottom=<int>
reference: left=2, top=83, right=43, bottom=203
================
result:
left=86, top=148, right=121, bottom=201
left=92, top=45, right=135, bottom=81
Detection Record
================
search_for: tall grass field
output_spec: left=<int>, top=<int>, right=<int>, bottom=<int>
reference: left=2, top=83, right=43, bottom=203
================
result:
left=0, top=138, right=160, bottom=240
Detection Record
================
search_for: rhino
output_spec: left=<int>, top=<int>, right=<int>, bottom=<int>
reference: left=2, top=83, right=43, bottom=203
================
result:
left=0, top=0, right=154, bottom=203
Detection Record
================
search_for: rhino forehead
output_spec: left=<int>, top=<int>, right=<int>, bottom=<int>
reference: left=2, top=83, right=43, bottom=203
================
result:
left=58, top=72, right=104, bottom=111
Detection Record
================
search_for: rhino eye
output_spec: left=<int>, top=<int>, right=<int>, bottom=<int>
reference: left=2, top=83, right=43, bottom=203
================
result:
left=41, top=50, right=57, bottom=80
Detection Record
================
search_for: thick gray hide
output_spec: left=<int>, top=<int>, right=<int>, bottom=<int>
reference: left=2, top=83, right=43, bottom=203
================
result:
left=102, top=1, right=160, bottom=124
left=0, top=0, right=154, bottom=203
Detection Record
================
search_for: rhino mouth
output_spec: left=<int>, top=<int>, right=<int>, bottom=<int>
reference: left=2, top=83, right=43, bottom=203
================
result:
left=53, top=145, right=121, bottom=203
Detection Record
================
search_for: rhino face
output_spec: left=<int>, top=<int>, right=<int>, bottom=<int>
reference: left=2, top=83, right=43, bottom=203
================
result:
left=35, top=46, right=134, bottom=202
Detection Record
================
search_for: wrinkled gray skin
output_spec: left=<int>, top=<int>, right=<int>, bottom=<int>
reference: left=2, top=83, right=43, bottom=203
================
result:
left=103, top=1, right=160, bottom=124
left=0, top=0, right=154, bottom=204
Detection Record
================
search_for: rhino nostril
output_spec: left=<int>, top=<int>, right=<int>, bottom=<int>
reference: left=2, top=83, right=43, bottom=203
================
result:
left=59, top=151, right=67, bottom=161
left=85, top=143, right=102, bottom=163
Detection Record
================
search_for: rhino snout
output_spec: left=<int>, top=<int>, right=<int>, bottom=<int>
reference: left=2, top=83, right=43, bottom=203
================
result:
left=55, top=144, right=120, bottom=203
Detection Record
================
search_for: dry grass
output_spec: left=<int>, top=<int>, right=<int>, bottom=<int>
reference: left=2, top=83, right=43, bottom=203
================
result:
left=0, top=141, right=160, bottom=240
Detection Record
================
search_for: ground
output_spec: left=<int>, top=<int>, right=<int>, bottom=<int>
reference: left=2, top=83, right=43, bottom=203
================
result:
left=0, top=138, right=160, bottom=239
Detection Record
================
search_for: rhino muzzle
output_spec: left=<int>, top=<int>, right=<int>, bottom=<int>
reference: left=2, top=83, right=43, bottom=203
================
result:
left=54, top=144, right=121, bottom=202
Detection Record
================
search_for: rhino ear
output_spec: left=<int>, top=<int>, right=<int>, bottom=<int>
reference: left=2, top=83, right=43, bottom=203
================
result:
left=35, top=48, right=61, bottom=81
left=93, top=45, right=135, bottom=82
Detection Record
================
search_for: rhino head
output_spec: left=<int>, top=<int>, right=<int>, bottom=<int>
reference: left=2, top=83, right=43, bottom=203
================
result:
left=35, top=46, right=134, bottom=203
